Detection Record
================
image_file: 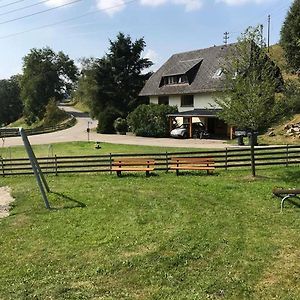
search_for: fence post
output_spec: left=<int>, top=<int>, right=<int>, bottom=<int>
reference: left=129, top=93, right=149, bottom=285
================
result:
left=166, top=151, right=169, bottom=172
left=286, top=144, right=289, bottom=167
left=1, top=156, right=4, bottom=177
left=109, top=153, right=112, bottom=174
left=225, top=148, right=228, bottom=170
left=55, top=155, right=58, bottom=176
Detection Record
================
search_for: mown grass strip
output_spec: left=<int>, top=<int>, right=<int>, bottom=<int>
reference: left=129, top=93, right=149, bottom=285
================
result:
left=0, top=166, right=299, bottom=299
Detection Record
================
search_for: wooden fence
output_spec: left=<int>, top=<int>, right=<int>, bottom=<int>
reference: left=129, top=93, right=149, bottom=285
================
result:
left=1, top=145, right=300, bottom=176
left=0, top=116, right=76, bottom=138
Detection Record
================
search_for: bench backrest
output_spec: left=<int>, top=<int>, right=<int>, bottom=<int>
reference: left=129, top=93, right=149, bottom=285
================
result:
left=113, top=158, right=155, bottom=166
left=170, top=157, right=214, bottom=165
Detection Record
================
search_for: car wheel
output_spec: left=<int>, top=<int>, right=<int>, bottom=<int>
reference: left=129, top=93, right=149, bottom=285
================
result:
left=199, top=132, right=203, bottom=139
left=183, top=132, right=188, bottom=139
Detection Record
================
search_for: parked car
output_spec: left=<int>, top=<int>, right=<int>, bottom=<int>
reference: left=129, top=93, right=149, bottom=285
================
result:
left=170, top=122, right=209, bottom=139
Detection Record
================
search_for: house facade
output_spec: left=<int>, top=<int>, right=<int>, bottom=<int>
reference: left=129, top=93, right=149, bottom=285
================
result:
left=139, top=44, right=235, bottom=138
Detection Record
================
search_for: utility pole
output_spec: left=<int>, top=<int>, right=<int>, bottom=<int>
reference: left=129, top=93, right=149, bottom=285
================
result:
left=223, top=32, right=229, bottom=46
left=267, top=14, right=271, bottom=52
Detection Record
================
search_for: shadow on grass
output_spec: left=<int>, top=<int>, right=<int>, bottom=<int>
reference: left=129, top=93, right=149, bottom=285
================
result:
left=113, top=172, right=159, bottom=178
left=175, top=171, right=218, bottom=177
left=285, top=198, right=300, bottom=209
left=280, top=168, right=300, bottom=184
left=50, top=191, right=86, bottom=210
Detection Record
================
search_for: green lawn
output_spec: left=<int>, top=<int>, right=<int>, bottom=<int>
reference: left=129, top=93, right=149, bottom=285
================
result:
left=0, top=141, right=202, bottom=158
left=0, top=166, right=299, bottom=299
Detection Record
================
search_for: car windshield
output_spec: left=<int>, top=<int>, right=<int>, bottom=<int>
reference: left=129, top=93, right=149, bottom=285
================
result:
left=179, top=124, right=188, bottom=129
left=178, top=123, right=204, bottom=129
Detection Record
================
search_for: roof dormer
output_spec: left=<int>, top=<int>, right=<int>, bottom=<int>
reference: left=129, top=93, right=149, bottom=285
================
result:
left=159, top=58, right=202, bottom=87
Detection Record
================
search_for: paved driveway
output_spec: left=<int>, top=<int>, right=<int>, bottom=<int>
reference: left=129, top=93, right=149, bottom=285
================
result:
left=2, top=105, right=230, bottom=149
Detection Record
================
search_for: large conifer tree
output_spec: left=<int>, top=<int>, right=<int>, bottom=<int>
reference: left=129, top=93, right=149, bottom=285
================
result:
left=280, top=0, right=300, bottom=73
left=76, top=33, right=153, bottom=133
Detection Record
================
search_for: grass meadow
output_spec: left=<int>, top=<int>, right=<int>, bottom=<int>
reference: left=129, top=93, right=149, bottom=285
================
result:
left=0, top=162, right=299, bottom=299
left=0, top=141, right=196, bottom=159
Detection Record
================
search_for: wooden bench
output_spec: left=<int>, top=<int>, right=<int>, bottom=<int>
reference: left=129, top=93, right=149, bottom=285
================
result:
left=111, top=158, right=155, bottom=177
left=272, top=188, right=300, bottom=211
left=169, top=157, right=215, bottom=176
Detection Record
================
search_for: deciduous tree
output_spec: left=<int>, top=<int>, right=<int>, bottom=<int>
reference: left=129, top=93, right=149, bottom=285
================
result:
left=0, top=76, right=23, bottom=126
left=21, top=47, right=78, bottom=124
left=215, top=27, right=283, bottom=176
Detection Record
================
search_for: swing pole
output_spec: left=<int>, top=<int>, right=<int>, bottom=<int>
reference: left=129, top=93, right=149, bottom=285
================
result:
left=19, top=128, right=50, bottom=209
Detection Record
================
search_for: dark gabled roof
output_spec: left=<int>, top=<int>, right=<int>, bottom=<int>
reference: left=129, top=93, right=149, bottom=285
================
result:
left=163, top=58, right=203, bottom=76
left=140, top=43, right=236, bottom=97
left=167, top=109, right=222, bottom=117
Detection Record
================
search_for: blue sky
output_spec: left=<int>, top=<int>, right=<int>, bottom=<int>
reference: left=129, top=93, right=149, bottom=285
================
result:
left=0, top=0, right=293, bottom=79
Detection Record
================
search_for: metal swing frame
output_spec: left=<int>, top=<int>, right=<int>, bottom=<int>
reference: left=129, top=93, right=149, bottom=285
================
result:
left=0, top=127, right=50, bottom=209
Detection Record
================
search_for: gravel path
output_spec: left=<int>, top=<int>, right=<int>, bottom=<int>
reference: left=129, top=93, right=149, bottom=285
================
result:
left=2, top=105, right=230, bottom=149
left=0, top=187, right=14, bottom=219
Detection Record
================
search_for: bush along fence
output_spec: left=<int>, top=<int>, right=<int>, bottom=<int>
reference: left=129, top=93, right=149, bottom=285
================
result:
left=0, top=116, right=76, bottom=138
left=1, top=145, right=300, bottom=176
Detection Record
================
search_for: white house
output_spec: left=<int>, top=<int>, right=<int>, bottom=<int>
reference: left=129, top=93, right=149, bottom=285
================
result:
left=139, top=44, right=236, bottom=138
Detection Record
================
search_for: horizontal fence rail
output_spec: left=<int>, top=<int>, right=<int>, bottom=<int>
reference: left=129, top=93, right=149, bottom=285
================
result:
left=0, top=116, right=76, bottom=138
left=1, top=145, right=300, bottom=176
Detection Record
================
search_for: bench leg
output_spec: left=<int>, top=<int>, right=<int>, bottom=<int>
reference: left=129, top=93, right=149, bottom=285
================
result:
left=176, top=169, right=179, bottom=176
left=146, top=170, right=150, bottom=177
left=117, top=170, right=121, bottom=177
left=281, top=195, right=300, bottom=212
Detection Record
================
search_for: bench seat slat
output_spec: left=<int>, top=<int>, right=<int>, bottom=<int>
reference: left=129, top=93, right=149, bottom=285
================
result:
left=113, top=162, right=155, bottom=166
left=170, top=166, right=215, bottom=170
left=272, top=188, right=300, bottom=196
left=171, top=158, right=213, bottom=162
left=111, top=167, right=154, bottom=172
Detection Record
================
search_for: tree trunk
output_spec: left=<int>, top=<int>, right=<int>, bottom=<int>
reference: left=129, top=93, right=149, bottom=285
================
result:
left=250, top=130, right=256, bottom=177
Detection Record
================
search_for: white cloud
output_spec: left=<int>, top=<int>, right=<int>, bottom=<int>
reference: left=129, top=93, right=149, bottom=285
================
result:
left=140, top=0, right=203, bottom=11
left=143, top=49, right=161, bottom=71
left=173, top=0, right=203, bottom=11
left=96, top=0, right=125, bottom=16
left=216, top=0, right=271, bottom=5
left=45, top=0, right=73, bottom=7
left=144, top=49, right=159, bottom=63
left=92, top=0, right=202, bottom=16
left=140, top=0, right=167, bottom=6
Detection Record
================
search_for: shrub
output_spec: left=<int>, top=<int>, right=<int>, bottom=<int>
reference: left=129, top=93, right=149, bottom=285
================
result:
left=114, top=117, right=128, bottom=133
left=43, top=98, right=68, bottom=127
left=97, top=107, right=120, bottom=134
left=282, top=80, right=300, bottom=114
left=127, top=104, right=178, bottom=137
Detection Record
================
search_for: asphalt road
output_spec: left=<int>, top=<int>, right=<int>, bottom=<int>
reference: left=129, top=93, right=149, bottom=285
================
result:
left=2, top=105, right=230, bottom=149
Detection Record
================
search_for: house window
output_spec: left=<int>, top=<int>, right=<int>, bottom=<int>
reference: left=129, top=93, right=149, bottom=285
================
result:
left=162, top=75, right=189, bottom=86
left=178, top=75, right=188, bottom=83
left=158, top=96, right=169, bottom=105
left=213, top=68, right=223, bottom=79
left=181, top=95, right=194, bottom=107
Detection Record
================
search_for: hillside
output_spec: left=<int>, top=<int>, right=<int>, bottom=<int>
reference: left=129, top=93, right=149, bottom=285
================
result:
left=259, top=114, right=300, bottom=145
left=269, top=44, right=298, bottom=81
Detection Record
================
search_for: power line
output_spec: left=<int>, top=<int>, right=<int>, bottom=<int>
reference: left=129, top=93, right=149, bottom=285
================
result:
left=0, top=0, right=29, bottom=9
left=227, top=0, right=290, bottom=38
left=0, top=0, right=137, bottom=39
left=0, top=0, right=54, bottom=17
left=0, top=0, right=83, bottom=25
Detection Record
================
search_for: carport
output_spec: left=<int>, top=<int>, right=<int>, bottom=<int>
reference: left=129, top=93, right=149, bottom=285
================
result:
left=167, top=109, right=233, bottom=139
